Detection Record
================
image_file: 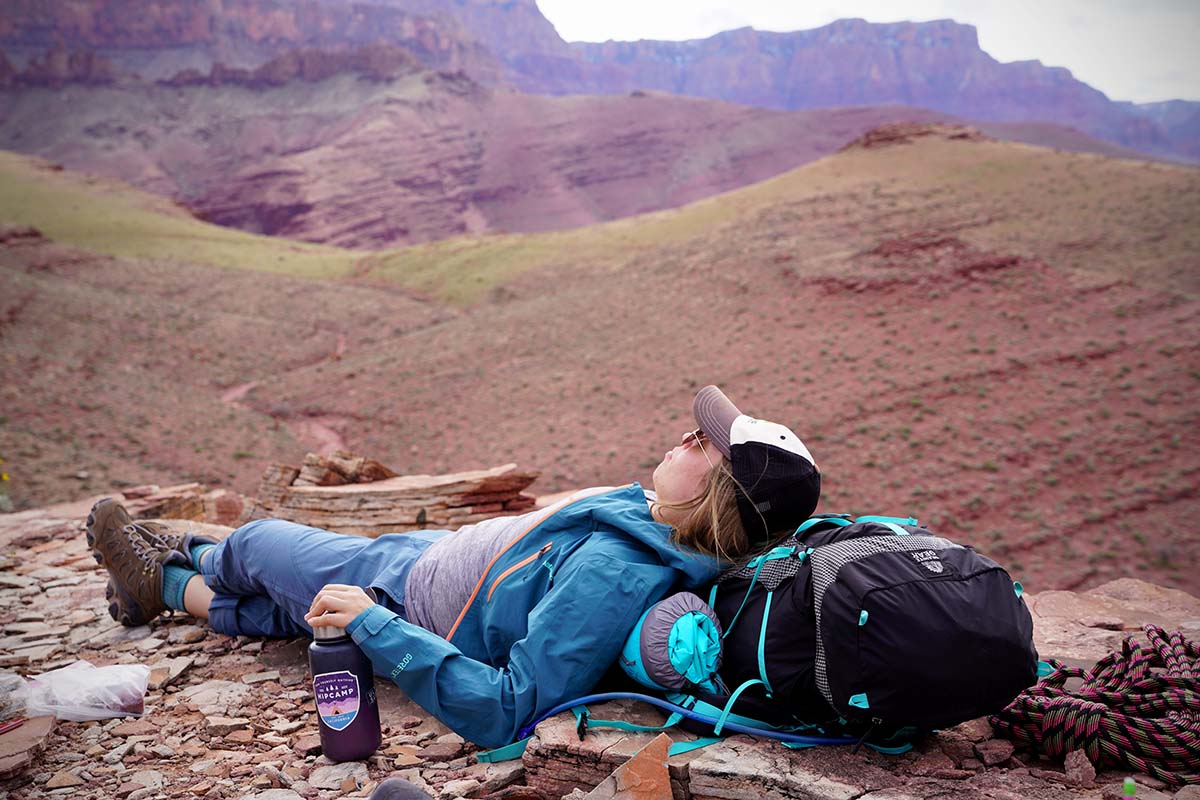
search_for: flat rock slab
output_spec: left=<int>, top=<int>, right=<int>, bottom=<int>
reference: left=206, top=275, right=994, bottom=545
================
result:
left=584, top=733, right=672, bottom=799
left=180, top=679, right=253, bottom=715
left=45, top=769, right=86, bottom=788
left=148, top=655, right=194, bottom=689
left=238, top=791, right=306, bottom=800
left=111, top=719, right=159, bottom=737
left=309, top=760, right=369, bottom=790
left=0, top=715, right=55, bottom=779
left=1029, top=578, right=1200, bottom=662
left=524, top=699, right=706, bottom=799
left=685, top=737, right=902, bottom=800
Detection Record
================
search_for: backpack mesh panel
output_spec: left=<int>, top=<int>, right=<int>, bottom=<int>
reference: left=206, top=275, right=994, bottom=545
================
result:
left=810, top=535, right=962, bottom=707
left=718, top=539, right=804, bottom=592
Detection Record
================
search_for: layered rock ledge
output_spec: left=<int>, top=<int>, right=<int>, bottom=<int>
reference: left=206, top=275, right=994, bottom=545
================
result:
left=0, top=495, right=1196, bottom=799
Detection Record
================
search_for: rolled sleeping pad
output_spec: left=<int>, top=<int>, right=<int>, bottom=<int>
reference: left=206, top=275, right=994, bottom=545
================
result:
left=619, top=591, right=724, bottom=693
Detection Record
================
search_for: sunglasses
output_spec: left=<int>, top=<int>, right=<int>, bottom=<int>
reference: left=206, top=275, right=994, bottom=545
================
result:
left=682, top=428, right=716, bottom=469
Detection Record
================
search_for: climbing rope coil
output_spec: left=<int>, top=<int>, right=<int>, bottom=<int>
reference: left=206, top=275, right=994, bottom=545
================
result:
left=990, top=625, right=1200, bottom=786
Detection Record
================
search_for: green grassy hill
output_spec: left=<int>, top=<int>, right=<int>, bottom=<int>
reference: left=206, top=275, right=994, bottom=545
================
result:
left=0, top=152, right=360, bottom=279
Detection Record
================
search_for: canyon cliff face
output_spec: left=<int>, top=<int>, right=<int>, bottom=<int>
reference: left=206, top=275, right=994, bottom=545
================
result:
left=557, top=19, right=1180, bottom=159
left=1122, top=99, right=1200, bottom=162
left=1, top=2, right=1194, bottom=161
left=0, top=0, right=503, bottom=83
left=376, top=7, right=1198, bottom=162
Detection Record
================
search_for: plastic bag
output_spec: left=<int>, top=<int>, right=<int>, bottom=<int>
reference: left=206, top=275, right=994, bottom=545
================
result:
left=2, top=661, right=151, bottom=722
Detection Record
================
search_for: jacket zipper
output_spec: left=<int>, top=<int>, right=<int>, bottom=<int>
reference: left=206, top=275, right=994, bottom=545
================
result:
left=444, top=484, right=632, bottom=643
left=487, top=542, right=553, bottom=602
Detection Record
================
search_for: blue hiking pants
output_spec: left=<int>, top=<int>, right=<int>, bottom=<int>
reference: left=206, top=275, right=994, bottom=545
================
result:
left=200, top=518, right=448, bottom=638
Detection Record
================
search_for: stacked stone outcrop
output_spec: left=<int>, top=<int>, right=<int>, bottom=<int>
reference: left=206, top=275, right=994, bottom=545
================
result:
left=249, top=453, right=539, bottom=537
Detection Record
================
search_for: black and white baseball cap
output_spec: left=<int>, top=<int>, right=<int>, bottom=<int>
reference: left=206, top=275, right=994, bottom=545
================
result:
left=693, top=385, right=821, bottom=546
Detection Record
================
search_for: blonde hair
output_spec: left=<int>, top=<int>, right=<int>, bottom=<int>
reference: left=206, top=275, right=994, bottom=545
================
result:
left=660, top=459, right=764, bottom=563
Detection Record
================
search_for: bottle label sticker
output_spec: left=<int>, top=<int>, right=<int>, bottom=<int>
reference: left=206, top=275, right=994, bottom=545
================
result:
left=313, top=670, right=360, bottom=731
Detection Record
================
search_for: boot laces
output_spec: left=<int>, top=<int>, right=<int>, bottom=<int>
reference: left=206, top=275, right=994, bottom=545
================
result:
left=122, top=523, right=171, bottom=574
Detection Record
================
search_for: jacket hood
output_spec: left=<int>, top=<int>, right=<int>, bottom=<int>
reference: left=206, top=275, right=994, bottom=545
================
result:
left=588, top=483, right=723, bottom=586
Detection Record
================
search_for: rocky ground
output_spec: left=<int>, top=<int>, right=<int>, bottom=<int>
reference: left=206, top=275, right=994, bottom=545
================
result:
left=1, top=495, right=1198, bottom=799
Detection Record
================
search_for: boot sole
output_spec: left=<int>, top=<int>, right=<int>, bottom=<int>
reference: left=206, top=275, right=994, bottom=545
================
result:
left=86, top=499, right=122, bottom=568
left=105, top=581, right=149, bottom=627
left=87, top=499, right=157, bottom=627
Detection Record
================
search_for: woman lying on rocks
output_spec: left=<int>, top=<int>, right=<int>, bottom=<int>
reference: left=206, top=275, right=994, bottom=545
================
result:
left=83, top=385, right=820, bottom=748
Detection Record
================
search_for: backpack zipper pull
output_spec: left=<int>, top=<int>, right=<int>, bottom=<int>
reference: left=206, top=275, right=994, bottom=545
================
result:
left=851, top=718, right=882, bottom=754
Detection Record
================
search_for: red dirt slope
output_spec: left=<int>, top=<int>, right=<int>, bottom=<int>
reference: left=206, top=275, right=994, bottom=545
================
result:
left=1, top=131, right=1196, bottom=595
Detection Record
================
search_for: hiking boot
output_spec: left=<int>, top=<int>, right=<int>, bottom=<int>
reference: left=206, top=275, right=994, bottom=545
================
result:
left=138, top=524, right=219, bottom=570
left=85, top=498, right=190, bottom=627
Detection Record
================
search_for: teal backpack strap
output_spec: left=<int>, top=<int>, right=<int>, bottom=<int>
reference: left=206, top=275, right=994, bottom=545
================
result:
left=722, top=556, right=768, bottom=638
left=854, top=515, right=918, bottom=527
left=757, top=590, right=775, bottom=696
left=795, top=514, right=852, bottom=534
left=476, top=736, right=532, bottom=762
left=723, top=547, right=794, bottom=638
left=571, top=705, right=685, bottom=735
left=713, top=679, right=765, bottom=735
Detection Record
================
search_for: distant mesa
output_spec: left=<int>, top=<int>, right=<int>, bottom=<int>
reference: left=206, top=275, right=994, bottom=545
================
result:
left=0, top=46, right=119, bottom=88
left=841, top=122, right=991, bottom=151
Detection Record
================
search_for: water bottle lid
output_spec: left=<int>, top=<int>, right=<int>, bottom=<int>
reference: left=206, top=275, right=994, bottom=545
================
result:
left=310, top=587, right=377, bottom=640
left=311, top=620, right=348, bottom=639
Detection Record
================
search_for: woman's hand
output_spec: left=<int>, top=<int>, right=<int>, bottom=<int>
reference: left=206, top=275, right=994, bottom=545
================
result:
left=304, top=584, right=377, bottom=630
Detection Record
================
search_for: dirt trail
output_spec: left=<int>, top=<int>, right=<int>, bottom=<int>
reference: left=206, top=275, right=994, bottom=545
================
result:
left=220, top=381, right=347, bottom=455
left=291, top=416, right=348, bottom=455
left=220, top=381, right=260, bottom=404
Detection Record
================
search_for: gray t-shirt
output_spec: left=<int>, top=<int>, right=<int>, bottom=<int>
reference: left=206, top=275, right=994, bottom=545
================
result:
left=404, top=487, right=654, bottom=637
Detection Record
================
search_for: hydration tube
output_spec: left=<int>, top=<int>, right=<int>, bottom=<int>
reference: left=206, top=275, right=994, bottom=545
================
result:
left=515, top=691, right=858, bottom=746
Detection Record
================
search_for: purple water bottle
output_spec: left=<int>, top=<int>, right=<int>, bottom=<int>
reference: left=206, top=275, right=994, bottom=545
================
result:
left=308, top=596, right=382, bottom=762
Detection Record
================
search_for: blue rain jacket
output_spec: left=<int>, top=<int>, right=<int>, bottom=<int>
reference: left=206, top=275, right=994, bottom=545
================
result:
left=345, top=483, right=721, bottom=747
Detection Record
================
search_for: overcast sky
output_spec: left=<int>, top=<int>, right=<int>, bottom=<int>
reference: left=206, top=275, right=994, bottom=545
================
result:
left=536, top=0, right=1200, bottom=104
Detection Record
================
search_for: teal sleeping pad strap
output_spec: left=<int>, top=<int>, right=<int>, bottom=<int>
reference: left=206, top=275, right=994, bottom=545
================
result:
left=571, top=705, right=685, bottom=734
left=476, top=736, right=531, bottom=762
left=567, top=706, right=723, bottom=756
left=669, top=737, right=723, bottom=755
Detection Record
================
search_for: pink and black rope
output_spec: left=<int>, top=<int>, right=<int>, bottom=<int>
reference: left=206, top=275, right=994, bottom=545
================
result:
left=990, top=626, right=1200, bottom=786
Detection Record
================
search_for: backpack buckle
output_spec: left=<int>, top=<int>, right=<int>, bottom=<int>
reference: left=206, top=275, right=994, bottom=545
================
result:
left=576, top=710, right=590, bottom=741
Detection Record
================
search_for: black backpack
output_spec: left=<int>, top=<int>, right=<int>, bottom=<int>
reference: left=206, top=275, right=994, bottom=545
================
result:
left=704, top=513, right=1039, bottom=740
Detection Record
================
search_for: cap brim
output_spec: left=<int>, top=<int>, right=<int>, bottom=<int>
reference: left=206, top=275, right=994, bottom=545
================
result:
left=693, top=385, right=740, bottom=458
